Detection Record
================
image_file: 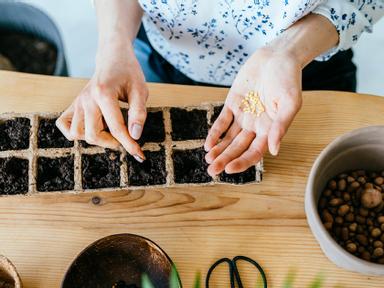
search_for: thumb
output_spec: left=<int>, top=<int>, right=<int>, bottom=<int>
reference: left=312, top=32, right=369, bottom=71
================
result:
left=128, top=86, right=148, bottom=140
left=268, top=96, right=301, bottom=156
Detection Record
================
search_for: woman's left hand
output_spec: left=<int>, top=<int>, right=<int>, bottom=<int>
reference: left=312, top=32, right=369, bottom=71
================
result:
left=204, top=47, right=303, bottom=176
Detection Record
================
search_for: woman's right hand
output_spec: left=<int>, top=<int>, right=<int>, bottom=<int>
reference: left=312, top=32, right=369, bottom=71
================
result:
left=56, top=43, right=148, bottom=162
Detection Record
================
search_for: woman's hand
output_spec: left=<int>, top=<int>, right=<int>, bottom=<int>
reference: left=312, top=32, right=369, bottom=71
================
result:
left=56, top=0, right=147, bottom=161
left=204, top=13, right=339, bottom=176
left=56, top=43, right=148, bottom=162
left=204, top=48, right=302, bottom=176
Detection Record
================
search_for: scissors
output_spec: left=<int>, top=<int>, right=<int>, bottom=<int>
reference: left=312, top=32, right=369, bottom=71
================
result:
left=206, top=255, right=267, bottom=288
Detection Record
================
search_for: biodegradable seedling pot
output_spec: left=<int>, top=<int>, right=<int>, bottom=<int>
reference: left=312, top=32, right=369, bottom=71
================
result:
left=306, top=126, right=384, bottom=275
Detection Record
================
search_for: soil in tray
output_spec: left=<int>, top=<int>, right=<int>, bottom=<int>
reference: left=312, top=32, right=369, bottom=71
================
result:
left=0, top=32, right=57, bottom=75
left=37, top=156, right=74, bottom=192
left=0, top=157, right=29, bottom=195
left=219, top=166, right=256, bottom=184
left=172, top=147, right=212, bottom=184
left=170, top=108, right=208, bottom=140
left=137, top=111, right=165, bottom=145
left=0, top=118, right=30, bottom=151
left=38, top=118, right=74, bottom=148
left=127, top=149, right=167, bottom=186
left=82, top=151, right=121, bottom=189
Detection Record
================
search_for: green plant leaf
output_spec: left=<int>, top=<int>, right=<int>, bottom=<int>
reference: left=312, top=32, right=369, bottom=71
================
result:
left=141, top=274, right=155, bottom=288
left=193, top=272, right=201, bottom=288
left=255, top=275, right=265, bottom=288
left=282, top=270, right=296, bottom=288
left=308, top=273, right=325, bottom=288
left=170, top=265, right=180, bottom=288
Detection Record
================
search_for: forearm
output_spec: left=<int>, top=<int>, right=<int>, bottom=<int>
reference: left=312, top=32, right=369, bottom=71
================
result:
left=95, top=0, right=143, bottom=53
left=265, top=13, right=339, bottom=68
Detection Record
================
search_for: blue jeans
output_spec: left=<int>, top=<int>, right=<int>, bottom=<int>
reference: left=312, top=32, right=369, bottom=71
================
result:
left=134, top=39, right=164, bottom=83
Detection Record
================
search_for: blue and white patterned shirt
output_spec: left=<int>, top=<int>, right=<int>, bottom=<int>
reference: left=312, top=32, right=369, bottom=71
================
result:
left=138, top=0, right=384, bottom=86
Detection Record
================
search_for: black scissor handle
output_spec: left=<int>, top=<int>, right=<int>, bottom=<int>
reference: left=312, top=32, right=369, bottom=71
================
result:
left=206, top=257, right=235, bottom=288
left=205, top=256, right=267, bottom=288
left=233, top=256, right=267, bottom=288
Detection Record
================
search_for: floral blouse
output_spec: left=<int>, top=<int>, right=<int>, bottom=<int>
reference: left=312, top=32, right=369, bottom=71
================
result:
left=138, top=0, right=384, bottom=86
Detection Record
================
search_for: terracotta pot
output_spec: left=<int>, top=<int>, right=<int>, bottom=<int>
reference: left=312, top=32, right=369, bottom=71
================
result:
left=306, top=125, right=384, bottom=275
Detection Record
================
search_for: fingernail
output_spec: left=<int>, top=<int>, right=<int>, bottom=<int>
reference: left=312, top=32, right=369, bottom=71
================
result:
left=131, top=124, right=142, bottom=140
left=133, top=154, right=145, bottom=163
left=272, top=143, right=280, bottom=156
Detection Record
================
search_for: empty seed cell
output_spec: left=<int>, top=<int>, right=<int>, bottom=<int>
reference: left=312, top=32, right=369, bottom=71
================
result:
left=37, top=156, right=74, bottom=192
left=173, top=147, right=212, bottom=184
left=128, top=149, right=167, bottom=186
left=138, top=111, right=166, bottom=145
left=0, top=157, right=29, bottom=195
left=38, top=118, right=73, bottom=148
left=0, top=118, right=30, bottom=151
left=170, top=108, right=208, bottom=140
left=82, top=151, right=121, bottom=190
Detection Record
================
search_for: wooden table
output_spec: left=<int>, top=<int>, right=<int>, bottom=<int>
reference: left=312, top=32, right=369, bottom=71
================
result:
left=0, top=70, right=383, bottom=287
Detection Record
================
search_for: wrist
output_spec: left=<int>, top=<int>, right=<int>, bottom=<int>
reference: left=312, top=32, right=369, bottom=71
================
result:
left=97, top=37, right=134, bottom=60
left=255, top=46, right=303, bottom=69
left=264, top=13, right=339, bottom=68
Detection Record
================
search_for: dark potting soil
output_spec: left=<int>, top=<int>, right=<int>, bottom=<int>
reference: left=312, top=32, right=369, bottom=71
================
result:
left=37, top=156, right=74, bottom=192
left=128, top=149, right=167, bottom=186
left=0, top=157, right=29, bottom=195
left=0, top=118, right=30, bottom=151
left=170, top=108, right=208, bottom=140
left=0, top=32, right=57, bottom=75
left=172, top=147, right=212, bottom=184
left=38, top=118, right=73, bottom=148
left=82, top=151, right=121, bottom=189
left=112, top=280, right=138, bottom=288
left=79, top=140, right=94, bottom=148
left=138, top=111, right=166, bottom=145
left=220, top=166, right=256, bottom=184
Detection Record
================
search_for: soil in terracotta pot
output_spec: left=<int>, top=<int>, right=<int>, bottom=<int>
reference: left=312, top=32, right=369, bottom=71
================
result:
left=318, top=170, right=384, bottom=264
left=0, top=32, right=57, bottom=75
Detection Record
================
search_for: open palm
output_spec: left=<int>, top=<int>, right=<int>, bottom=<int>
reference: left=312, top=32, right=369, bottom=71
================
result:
left=204, top=48, right=303, bottom=176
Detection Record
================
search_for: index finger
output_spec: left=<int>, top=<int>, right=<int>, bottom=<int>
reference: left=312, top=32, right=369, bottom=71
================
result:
left=95, top=93, right=145, bottom=160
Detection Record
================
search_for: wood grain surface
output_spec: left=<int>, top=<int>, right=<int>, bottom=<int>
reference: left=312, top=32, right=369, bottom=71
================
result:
left=0, top=71, right=384, bottom=287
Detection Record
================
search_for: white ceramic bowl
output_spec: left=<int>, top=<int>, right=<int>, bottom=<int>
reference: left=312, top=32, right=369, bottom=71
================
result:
left=305, top=126, right=384, bottom=275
